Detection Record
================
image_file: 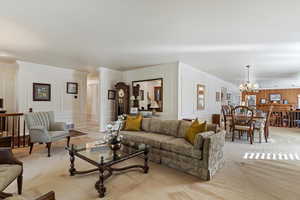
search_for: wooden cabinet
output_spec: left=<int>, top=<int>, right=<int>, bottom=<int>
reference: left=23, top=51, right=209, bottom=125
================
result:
left=257, top=103, right=293, bottom=112
left=212, top=114, right=221, bottom=127
left=0, top=110, right=7, bottom=132
left=115, top=82, right=130, bottom=119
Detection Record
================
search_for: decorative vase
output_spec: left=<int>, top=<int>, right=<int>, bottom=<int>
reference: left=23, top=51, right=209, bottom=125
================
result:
left=108, top=141, right=122, bottom=151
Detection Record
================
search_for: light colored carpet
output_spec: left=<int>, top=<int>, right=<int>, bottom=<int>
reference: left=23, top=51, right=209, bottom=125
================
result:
left=5, top=127, right=300, bottom=200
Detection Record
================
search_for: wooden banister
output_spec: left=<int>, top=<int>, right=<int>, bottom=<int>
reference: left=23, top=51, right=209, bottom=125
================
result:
left=0, top=112, right=28, bottom=148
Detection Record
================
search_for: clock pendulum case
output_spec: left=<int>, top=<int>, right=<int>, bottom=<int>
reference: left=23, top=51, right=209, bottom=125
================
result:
left=115, top=82, right=130, bottom=119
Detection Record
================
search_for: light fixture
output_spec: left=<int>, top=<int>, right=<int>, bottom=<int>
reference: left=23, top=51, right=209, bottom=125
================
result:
left=239, top=65, right=259, bottom=92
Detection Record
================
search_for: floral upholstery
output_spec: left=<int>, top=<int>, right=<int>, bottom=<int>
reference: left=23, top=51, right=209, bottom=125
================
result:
left=121, top=131, right=172, bottom=148
left=4, top=195, right=27, bottom=200
left=149, top=119, right=161, bottom=133
left=120, top=119, right=226, bottom=180
left=159, top=120, right=180, bottom=137
left=160, top=138, right=202, bottom=159
left=141, top=118, right=152, bottom=132
left=0, top=164, right=22, bottom=191
left=177, top=120, right=192, bottom=138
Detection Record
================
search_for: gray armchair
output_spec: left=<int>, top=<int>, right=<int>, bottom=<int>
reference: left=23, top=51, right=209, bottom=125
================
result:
left=24, top=111, right=70, bottom=157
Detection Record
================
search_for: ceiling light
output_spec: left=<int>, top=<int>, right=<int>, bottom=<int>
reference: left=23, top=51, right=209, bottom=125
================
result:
left=239, top=65, right=259, bottom=92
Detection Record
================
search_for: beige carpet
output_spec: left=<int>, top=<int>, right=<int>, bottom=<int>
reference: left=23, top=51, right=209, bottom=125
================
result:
left=5, top=127, right=300, bottom=200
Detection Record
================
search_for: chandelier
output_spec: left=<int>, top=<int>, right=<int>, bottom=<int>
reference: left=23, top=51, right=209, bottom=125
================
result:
left=239, top=65, right=259, bottom=92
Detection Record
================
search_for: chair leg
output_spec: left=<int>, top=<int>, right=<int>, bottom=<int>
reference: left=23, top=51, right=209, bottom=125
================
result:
left=259, top=130, right=262, bottom=143
left=46, top=142, right=52, bottom=157
left=17, top=174, right=23, bottom=195
left=249, top=130, right=253, bottom=144
left=29, top=143, right=34, bottom=154
left=67, top=136, right=71, bottom=147
left=232, top=130, right=235, bottom=141
left=264, top=127, right=268, bottom=143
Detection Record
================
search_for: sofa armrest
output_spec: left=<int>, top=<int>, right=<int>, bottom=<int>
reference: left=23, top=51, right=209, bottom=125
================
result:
left=194, top=131, right=215, bottom=150
left=50, top=122, right=67, bottom=131
left=0, top=148, right=23, bottom=166
left=201, top=130, right=226, bottom=180
left=29, top=126, right=51, bottom=143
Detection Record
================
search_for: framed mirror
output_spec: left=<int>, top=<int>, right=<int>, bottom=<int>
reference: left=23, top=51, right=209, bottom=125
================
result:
left=132, top=78, right=163, bottom=112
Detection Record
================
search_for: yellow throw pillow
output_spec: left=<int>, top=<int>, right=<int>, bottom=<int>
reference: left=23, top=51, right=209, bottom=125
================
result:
left=185, top=119, right=207, bottom=144
left=124, top=115, right=142, bottom=131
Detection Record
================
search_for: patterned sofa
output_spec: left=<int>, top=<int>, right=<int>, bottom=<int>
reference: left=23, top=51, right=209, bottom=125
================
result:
left=120, top=118, right=226, bottom=180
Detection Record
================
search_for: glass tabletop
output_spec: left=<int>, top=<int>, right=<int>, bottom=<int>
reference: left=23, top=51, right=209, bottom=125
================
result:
left=67, top=141, right=148, bottom=164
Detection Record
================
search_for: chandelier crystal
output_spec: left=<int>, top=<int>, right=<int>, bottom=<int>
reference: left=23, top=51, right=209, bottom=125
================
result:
left=239, top=65, right=259, bottom=92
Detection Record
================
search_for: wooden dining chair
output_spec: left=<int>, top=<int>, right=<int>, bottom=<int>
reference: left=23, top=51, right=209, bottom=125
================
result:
left=254, top=106, right=273, bottom=143
left=231, top=106, right=255, bottom=144
left=221, top=105, right=232, bottom=132
left=263, top=106, right=273, bottom=142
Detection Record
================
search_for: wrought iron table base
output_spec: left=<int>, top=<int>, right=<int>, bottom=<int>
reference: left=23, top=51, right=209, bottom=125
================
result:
left=68, top=148, right=149, bottom=198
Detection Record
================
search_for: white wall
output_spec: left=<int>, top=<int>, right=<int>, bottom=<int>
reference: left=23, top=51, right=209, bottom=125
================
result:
left=123, top=62, right=179, bottom=120
left=17, top=61, right=87, bottom=126
left=87, top=73, right=99, bottom=123
left=178, top=62, right=239, bottom=122
left=0, top=62, right=18, bottom=112
left=98, top=67, right=123, bottom=131
left=258, top=78, right=300, bottom=90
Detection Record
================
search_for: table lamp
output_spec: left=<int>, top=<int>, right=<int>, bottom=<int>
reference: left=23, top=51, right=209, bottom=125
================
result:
left=150, top=101, right=159, bottom=115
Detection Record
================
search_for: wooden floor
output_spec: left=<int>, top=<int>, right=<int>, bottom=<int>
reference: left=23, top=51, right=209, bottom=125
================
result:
left=6, top=127, right=300, bottom=200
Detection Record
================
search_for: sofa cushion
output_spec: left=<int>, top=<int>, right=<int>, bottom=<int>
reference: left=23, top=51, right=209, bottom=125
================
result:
left=141, top=118, right=152, bottom=132
left=49, top=131, right=69, bottom=142
left=5, top=195, right=27, bottom=200
left=178, top=120, right=192, bottom=138
left=185, top=120, right=207, bottom=144
left=160, top=138, right=202, bottom=159
left=124, top=115, right=142, bottom=131
left=121, top=131, right=173, bottom=149
left=159, top=120, right=180, bottom=137
left=149, top=118, right=162, bottom=133
left=0, top=164, right=22, bottom=191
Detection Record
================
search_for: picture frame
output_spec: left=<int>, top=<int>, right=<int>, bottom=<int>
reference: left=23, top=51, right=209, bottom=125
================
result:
left=270, top=94, right=281, bottom=101
left=247, top=95, right=257, bottom=106
left=221, top=87, right=227, bottom=103
left=33, top=83, right=51, bottom=101
left=67, top=82, right=78, bottom=94
left=260, top=98, right=266, bottom=104
left=197, top=84, right=205, bottom=110
left=108, top=90, right=116, bottom=100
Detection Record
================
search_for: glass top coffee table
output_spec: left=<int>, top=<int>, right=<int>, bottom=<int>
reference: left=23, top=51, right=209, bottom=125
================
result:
left=66, top=142, right=150, bottom=198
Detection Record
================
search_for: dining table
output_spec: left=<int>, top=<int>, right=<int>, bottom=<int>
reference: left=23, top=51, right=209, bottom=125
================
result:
left=224, top=113, right=267, bottom=141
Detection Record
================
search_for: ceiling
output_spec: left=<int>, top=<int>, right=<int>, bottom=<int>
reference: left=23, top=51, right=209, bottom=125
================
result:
left=1, top=0, right=300, bottom=86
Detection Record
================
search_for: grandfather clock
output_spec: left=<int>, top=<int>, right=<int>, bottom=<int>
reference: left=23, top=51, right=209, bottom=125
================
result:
left=115, top=82, right=130, bottom=119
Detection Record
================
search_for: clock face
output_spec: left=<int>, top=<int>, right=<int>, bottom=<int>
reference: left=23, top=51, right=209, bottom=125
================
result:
left=118, top=89, right=125, bottom=98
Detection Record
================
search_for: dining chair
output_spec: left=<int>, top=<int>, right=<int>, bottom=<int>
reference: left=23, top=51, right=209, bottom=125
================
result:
left=221, top=105, right=232, bottom=132
left=263, top=106, right=273, bottom=142
left=231, top=106, right=255, bottom=144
